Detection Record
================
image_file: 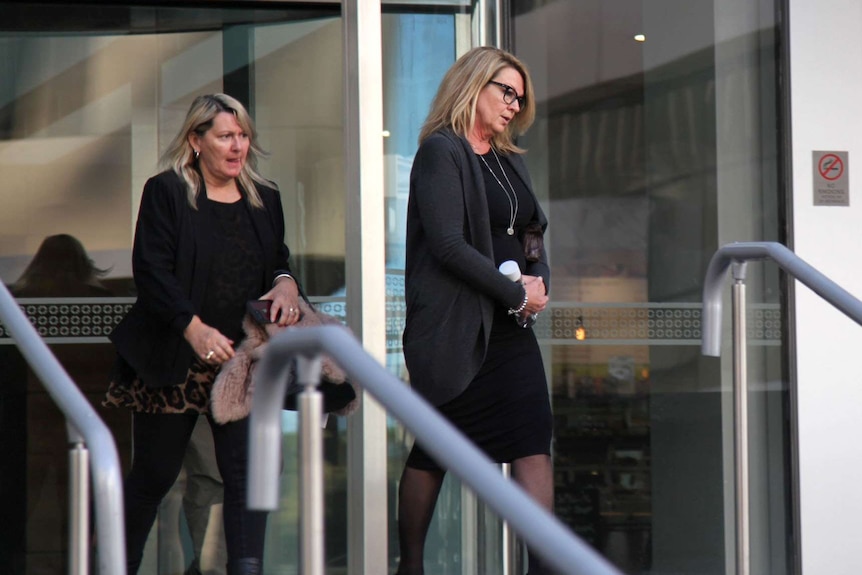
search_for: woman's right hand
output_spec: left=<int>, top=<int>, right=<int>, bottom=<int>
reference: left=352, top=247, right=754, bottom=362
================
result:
left=521, top=275, right=548, bottom=316
left=183, top=316, right=235, bottom=365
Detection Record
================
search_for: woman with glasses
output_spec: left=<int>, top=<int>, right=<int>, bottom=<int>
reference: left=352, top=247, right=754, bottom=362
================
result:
left=397, top=47, right=554, bottom=575
left=104, top=94, right=303, bottom=575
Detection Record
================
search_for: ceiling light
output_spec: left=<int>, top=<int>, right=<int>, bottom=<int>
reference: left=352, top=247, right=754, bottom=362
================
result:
left=634, top=34, right=646, bottom=42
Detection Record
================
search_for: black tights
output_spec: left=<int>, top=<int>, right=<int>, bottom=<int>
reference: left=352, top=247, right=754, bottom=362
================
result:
left=395, top=454, right=555, bottom=575
left=124, top=412, right=267, bottom=574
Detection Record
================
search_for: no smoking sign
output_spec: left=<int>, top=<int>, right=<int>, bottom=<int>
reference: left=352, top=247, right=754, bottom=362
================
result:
left=813, top=150, right=849, bottom=206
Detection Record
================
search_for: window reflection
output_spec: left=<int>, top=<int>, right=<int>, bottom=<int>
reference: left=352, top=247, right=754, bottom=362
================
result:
left=0, top=5, right=345, bottom=574
left=515, top=1, right=789, bottom=573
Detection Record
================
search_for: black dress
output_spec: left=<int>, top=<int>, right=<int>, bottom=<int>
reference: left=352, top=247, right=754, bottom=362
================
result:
left=406, top=152, right=553, bottom=470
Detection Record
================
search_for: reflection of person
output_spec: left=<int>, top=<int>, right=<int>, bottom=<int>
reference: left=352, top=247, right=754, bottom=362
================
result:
left=103, top=93, right=304, bottom=575
left=156, top=433, right=225, bottom=575
left=2, top=233, right=111, bottom=574
left=177, top=418, right=227, bottom=575
left=10, top=234, right=111, bottom=297
left=396, top=47, right=553, bottom=575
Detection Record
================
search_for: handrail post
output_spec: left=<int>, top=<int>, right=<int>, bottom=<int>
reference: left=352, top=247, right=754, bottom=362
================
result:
left=501, top=463, right=518, bottom=575
left=298, top=355, right=325, bottom=575
left=731, top=261, right=750, bottom=575
left=68, top=437, right=90, bottom=575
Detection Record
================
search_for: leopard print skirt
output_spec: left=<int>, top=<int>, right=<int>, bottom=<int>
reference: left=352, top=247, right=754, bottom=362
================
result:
left=103, top=360, right=217, bottom=414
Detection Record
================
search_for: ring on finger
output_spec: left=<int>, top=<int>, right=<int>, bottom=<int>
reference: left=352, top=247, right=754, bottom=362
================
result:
left=205, top=350, right=215, bottom=360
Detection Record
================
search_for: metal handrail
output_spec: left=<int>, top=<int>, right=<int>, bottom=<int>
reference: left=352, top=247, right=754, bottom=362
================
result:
left=248, top=325, right=623, bottom=575
left=701, top=241, right=862, bottom=575
left=0, top=282, right=126, bottom=575
left=703, top=241, right=862, bottom=356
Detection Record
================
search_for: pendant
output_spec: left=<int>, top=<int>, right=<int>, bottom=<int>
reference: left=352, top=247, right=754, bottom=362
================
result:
left=507, top=227, right=514, bottom=236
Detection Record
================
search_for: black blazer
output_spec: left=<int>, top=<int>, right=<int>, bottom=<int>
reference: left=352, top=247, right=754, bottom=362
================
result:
left=110, top=170, right=294, bottom=387
left=402, top=130, right=549, bottom=406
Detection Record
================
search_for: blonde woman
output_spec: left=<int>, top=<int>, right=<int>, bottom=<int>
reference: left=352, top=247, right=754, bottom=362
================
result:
left=398, top=47, right=554, bottom=574
left=105, top=94, right=301, bottom=575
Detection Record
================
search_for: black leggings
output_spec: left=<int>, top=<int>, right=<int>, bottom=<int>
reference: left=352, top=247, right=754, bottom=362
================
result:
left=124, top=411, right=267, bottom=574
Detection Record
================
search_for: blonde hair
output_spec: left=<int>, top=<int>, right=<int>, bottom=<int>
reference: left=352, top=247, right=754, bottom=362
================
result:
left=419, top=47, right=536, bottom=154
left=161, top=93, right=271, bottom=209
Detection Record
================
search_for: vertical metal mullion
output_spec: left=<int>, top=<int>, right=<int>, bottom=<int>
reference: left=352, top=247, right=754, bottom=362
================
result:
left=343, top=1, right=388, bottom=575
left=223, top=25, right=255, bottom=114
left=473, top=0, right=502, bottom=48
left=468, top=4, right=507, bottom=573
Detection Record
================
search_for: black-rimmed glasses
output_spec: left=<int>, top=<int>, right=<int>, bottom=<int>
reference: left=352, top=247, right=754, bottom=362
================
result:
left=488, top=80, right=526, bottom=108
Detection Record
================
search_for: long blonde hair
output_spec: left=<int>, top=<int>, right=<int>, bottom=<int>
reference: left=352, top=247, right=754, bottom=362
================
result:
left=160, top=93, right=271, bottom=209
left=419, top=47, right=536, bottom=154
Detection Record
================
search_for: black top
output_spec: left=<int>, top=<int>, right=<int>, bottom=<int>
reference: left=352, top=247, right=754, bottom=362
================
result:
left=477, top=151, right=537, bottom=272
left=110, top=169, right=294, bottom=387
left=202, top=198, right=265, bottom=343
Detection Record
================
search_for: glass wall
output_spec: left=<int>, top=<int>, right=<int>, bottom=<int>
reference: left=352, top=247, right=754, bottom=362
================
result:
left=0, top=2, right=481, bottom=574
left=0, top=3, right=347, bottom=573
left=0, top=1, right=795, bottom=574
left=512, top=1, right=790, bottom=573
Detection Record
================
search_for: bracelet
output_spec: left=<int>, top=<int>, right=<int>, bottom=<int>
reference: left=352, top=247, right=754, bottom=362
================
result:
left=508, top=288, right=528, bottom=316
left=272, top=273, right=295, bottom=287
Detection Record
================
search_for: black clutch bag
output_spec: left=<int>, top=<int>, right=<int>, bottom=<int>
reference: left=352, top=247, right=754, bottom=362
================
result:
left=523, top=221, right=544, bottom=262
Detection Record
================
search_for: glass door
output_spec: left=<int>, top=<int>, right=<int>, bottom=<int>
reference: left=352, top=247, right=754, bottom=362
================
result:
left=380, top=6, right=474, bottom=574
left=0, top=3, right=346, bottom=573
left=512, top=1, right=792, bottom=573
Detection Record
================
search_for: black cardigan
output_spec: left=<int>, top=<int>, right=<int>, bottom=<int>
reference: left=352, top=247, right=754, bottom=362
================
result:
left=110, top=170, right=294, bottom=387
left=402, top=130, right=549, bottom=406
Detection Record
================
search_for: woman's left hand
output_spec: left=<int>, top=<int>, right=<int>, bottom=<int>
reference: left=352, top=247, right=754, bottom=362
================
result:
left=261, top=276, right=302, bottom=327
left=521, top=275, right=548, bottom=316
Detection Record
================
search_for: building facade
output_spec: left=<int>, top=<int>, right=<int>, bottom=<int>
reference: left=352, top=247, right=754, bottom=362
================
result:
left=0, top=0, right=858, bottom=574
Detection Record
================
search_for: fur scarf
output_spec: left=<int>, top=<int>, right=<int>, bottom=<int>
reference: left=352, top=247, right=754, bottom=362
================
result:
left=210, top=298, right=359, bottom=424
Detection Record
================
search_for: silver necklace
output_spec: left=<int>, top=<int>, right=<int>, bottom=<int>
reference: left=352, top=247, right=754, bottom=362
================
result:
left=477, top=148, right=519, bottom=235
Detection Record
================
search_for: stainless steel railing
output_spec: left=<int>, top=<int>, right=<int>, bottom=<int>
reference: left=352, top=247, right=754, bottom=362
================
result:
left=247, top=325, right=623, bottom=575
left=702, top=241, right=862, bottom=575
left=0, top=282, right=126, bottom=575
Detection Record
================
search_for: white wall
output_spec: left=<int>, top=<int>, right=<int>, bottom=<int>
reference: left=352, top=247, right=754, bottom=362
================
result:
left=790, top=1, right=862, bottom=573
